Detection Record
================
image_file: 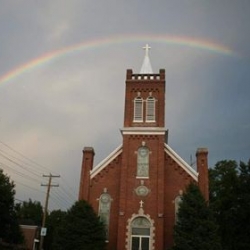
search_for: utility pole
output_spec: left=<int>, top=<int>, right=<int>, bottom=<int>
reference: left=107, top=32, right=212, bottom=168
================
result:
left=39, top=174, right=60, bottom=250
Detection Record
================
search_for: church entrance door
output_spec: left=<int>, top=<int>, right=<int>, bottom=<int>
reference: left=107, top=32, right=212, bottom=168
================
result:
left=131, top=235, right=149, bottom=250
left=131, top=217, right=151, bottom=250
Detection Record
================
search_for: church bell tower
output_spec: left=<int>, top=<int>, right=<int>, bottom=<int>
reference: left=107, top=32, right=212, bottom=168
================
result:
left=123, top=44, right=165, bottom=129
left=78, top=44, right=208, bottom=250
left=118, top=45, right=167, bottom=250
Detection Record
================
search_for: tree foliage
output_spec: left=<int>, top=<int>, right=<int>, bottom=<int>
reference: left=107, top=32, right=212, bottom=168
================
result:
left=172, top=182, right=221, bottom=250
left=209, top=159, right=250, bottom=250
left=53, top=200, right=106, bottom=250
left=15, top=199, right=43, bottom=226
left=0, top=169, right=23, bottom=244
left=44, top=209, right=67, bottom=250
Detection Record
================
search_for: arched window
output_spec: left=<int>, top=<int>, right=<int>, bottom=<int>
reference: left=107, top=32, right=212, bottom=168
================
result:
left=146, top=96, right=155, bottom=122
left=137, top=146, right=149, bottom=178
left=131, top=217, right=151, bottom=250
left=134, top=97, right=143, bottom=122
left=175, top=195, right=182, bottom=223
left=98, top=191, right=112, bottom=238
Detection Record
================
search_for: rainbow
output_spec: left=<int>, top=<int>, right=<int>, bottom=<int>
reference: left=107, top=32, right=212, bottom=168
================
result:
left=0, top=34, right=236, bottom=85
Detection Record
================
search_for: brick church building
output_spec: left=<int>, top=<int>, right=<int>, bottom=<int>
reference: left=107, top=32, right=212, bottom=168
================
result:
left=78, top=45, right=209, bottom=250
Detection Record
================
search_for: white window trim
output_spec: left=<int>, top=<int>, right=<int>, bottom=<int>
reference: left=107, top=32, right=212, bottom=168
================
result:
left=126, top=214, right=155, bottom=250
left=146, top=96, right=156, bottom=122
left=133, top=97, right=143, bottom=122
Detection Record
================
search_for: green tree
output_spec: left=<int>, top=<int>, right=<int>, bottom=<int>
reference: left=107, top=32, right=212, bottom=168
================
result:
left=209, top=160, right=250, bottom=250
left=44, top=209, right=67, bottom=250
left=0, top=169, right=23, bottom=244
left=53, top=200, right=106, bottom=250
left=209, top=160, right=240, bottom=250
left=172, top=182, right=221, bottom=250
left=236, top=160, right=250, bottom=249
left=15, top=199, right=43, bottom=226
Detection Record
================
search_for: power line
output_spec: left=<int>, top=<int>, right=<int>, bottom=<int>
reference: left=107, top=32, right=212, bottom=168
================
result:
left=0, top=140, right=77, bottom=195
left=60, top=176, right=78, bottom=199
left=0, top=148, right=43, bottom=175
left=50, top=192, right=73, bottom=210
left=3, top=162, right=74, bottom=210
left=59, top=184, right=77, bottom=201
left=14, top=179, right=46, bottom=195
left=0, top=139, right=78, bottom=209
left=0, top=161, right=42, bottom=183
left=0, top=139, right=59, bottom=175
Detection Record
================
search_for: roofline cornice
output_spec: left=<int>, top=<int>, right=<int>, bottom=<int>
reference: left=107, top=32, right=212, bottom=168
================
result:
left=121, top=127, right=166, bottom=135
left=164, top=143, right=198, bottom=181
left=90, top=145, right=123, bottom=179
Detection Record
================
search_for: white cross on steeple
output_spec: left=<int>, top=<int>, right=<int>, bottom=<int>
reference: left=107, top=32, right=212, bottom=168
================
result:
left=143, top=44, right=151, bottom=57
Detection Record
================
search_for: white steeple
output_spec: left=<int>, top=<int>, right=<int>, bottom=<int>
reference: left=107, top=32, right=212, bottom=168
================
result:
left=140, top=44, right=153, bottom=74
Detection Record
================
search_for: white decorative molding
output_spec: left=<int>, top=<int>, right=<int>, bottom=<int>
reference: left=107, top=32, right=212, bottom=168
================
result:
left=164, top=144, right=198, bottom=181
left=135, top=185, right=150, bottom=197
left=90, top=145, right=122, bottom=179
left=121, top=127, right=166, bottom=135
left=20, top=225, right=38, bottom=230
left=125, top=210, right=155, bottom=250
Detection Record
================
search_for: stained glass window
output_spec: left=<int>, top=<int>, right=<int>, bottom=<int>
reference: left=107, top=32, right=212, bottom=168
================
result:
left=98, top=192, right=111, bottom=238
left=137, top=147, right=149, bottom=178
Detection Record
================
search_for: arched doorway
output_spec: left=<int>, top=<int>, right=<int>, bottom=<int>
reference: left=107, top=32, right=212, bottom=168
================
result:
left=131, top=217, right=151, bottom=250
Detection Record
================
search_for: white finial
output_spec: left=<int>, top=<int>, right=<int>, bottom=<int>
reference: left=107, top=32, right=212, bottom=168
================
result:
left=143, top=44, right=151, bottom=57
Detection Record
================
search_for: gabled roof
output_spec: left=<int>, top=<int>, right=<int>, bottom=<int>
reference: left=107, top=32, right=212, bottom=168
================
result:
left=90, top=143, right=198, bottom=181
left=90, top=145, right=123, bottom=179
left=164, top=143, right=198, bottom=181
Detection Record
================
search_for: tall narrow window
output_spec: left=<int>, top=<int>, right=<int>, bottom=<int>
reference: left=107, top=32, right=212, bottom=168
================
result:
left=134, top=97, right=143, bottom=122
left=175, top=194, right=182, bottom=223
left=146, top=96, right=155, bottom=122
left=137, top=146, right=149, bottom=178
left=131, top=217, right=151, bottom=250
left=98, top=190, right=111, bottom=239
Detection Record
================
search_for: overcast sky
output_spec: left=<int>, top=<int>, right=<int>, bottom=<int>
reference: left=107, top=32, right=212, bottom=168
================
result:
left=0, top=1, right=249, bottom=211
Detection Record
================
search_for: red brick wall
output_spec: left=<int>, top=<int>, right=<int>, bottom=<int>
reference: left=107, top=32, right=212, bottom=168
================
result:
left=124, top=69, right=165, bottom=128
left=83, top=144, right=199, bottom=250
left=88, top=153, right=122, bottom=249
left=78, top=147, right=95, bottom=200
left=196, top=148, right=209, bottom=201
left=117, top=134, right=166, bottom=249
left=78, top=67, right=208, bottom=250
left=20, top=225, right=39, bottom=250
